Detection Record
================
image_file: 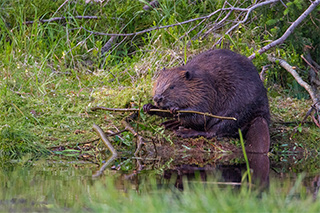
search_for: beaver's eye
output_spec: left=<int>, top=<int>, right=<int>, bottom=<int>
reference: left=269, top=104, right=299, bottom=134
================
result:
left=169, top=85, right=175, bottom=90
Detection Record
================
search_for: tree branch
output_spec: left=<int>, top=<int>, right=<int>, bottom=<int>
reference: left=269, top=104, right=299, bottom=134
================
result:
left=73, top=4, right=274, bottom=38
left=213, top=0, right=280, bottom=47
left=91, top=106, right=237, bottom=120
left=267, top=55, right=319, bottom=105
left=121, top=120, right=145, bottom=156
left=24, top=16, right=99, bottom=25
left=92, top=123, right=118, bottom=156
left=249, top=0, right=320, bottom=60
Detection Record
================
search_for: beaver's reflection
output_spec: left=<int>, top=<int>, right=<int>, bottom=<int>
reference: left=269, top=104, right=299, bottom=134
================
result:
left=162, top=154, right=270, bottom=190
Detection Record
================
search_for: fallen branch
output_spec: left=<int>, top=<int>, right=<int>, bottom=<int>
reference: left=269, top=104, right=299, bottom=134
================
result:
left=249, top=0, right=320, bottom=60
left=24, top=15, right=99, bottom=25
left=92, top=123, right=118, bottom=156
left=267, top=55, right=318, bottom=103
left=91, top=106, right=237, bottom=121
left=92, top=154, right=118, bottom=178
left=268, top=55, right=320, bottom=128
left=101, top=36, right=118, bottom=55
left=121, top=120, right=145, bottom=156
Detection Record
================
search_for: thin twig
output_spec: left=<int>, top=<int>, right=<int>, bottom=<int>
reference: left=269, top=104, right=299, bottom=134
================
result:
left=91, top=106, right=237, bottom=121
left=301, top=54, right=319, bottom=75
left=51, top=0, right=71, bottom=19
left=268, top=55, right=320, bottom=129
left=214, top=0, right=280, bottom=48
left=267, top=55, right=318, bottom=103
left=249, top=0, right=320, bottom=60
left=72, top=7, right=255, bottom=37
left=121, top=120, right=145, bottom=156
left=300, top=106, right=315, bottom=124
left=24, top=16, right=99, bottom=25
left=92, top=154, right=118, bottom=178
left=92, top=123, right=118, bottom=156
left=66, top=32, right=93, bottom=55
left=312, top=114, right=320, bottom=128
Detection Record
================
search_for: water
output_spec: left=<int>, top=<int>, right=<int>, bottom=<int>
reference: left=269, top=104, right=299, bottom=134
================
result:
left=0, top=152, right=319, bottom=212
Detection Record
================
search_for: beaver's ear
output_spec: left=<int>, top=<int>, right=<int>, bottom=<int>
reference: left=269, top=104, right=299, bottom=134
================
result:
left=184, top=70, right=193, bottom=80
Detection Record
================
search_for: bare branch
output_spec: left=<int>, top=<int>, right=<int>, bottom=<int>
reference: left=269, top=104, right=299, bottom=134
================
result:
left=92, top=154, right=118, bottom=178
left=73, top=6, right=261, bottom=37
left=101, top=36, right=118, bottom=55
left=52, top=0, right=70, bottom=18
left=213, top=0, right=280, bottom=47
left=267, top=55, right=318, bottom=104
left=24, top=16, right=99, bottom=25
left=92, top=123, right=118, bottom=156
left=249, top=0, right=320, bottom=60
left=121, top=120, right=145, bottom=156
left=90, top=106, right=237, bottom=120
left=301, top=54, right=319, bottom=75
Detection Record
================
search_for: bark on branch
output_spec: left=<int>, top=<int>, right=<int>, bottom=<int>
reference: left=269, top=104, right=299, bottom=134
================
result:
left=249, top=0, right=320, bottom=60
left=268, top=55, right=320, bottom=128
left=24, top=16, right=99, bottom=25
left=267, top=55, right=318, bottom=103
left=91, top=106, right=237, bottom=121
left=92, top=123, right=118, bottom=156
left=74, top=1, right=278, bottom=38
left=214, top=0, right=280, bottom=47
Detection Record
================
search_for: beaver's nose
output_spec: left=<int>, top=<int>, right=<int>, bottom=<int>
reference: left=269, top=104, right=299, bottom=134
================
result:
left=153, top=94, right=163, bottom=104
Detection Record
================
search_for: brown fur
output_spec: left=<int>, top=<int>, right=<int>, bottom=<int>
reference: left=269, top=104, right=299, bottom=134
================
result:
left=144, top=49, right=270, bottom=153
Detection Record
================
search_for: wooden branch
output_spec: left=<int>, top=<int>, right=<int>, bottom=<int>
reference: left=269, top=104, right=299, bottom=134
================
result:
left=301, top=54, right=319, bottom=75
left=121, top=120, right=145, bottom=156
left=300, top=106, right=315, bottom=124
left=73, top=5, right=266, bottom=37
left=51, top=0, right=70, bottom=18
left=92, top=123, right=118, bottom=156
left=267, top=55, right=318, bottom=104
left=92, top=154, right=118, bottom=178
left=24, top=16, right=99, bottom=25
left=101, top=36, right=118, bottom=55
left=249, top=0, right=320, bottom=60
left=213, top=0, right=280, bottom=47
left=268, top=55, right=320, bottom=129
left=312, top=114, right=320, bottom=128
left=91, top=106, right=237, bottom=121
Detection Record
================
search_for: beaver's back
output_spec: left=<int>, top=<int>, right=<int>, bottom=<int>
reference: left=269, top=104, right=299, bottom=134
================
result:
left=183, top=49, right=269, bottom=123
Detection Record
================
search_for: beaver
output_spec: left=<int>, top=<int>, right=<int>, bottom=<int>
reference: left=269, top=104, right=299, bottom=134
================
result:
left=143, top=49, right=270, bottom=153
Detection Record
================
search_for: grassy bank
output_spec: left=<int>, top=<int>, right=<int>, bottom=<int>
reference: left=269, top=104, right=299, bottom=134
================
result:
left=0, top=159, right=319, bottom=212
left=0, top=0, right=319, bottom=158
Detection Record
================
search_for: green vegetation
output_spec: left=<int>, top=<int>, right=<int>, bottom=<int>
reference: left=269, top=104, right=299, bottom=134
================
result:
left=0, top=0, right=319, bottom=158
left=2, top=1, right=320, bottom=212
left=0, top=160, right=319, bottom=212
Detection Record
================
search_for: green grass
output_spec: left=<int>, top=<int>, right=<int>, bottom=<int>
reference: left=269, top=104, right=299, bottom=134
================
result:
left=1, top=1, right=320, bottom=212
left=0, top=0, right=319, bottom=159
left=0, top=160, right=319, bottom=212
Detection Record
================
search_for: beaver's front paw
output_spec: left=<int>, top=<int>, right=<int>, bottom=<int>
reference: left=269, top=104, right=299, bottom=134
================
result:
left=143, top=103, right=158, bottom=115
left=169, top=107, right=180, bottom=114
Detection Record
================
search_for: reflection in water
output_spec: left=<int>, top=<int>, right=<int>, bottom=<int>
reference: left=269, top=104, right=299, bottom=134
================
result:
left=161, top=154, right=270, bottom=191
left=0, top=152, right=320, bottom=211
